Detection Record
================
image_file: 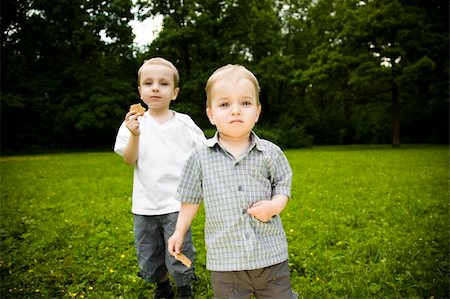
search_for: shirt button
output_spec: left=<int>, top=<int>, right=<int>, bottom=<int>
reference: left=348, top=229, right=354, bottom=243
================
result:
left=238, top=186, right=243, bottom=191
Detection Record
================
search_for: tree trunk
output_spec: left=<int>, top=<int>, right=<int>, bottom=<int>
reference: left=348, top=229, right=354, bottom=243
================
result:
left=391, top=81, right=400, bottom=147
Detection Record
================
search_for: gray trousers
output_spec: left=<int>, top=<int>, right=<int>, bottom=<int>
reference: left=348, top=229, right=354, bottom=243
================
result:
left=133, top=213, right=196, bottom=286
left=211, top=261, right=297, bottom=299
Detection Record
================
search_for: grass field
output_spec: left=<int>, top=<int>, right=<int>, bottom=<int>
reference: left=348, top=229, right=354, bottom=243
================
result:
left=0, top=145, right=448, bottom=298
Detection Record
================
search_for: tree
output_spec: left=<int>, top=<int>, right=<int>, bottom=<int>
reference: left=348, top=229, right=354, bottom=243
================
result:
left=344, top=0, right=449, bottom=145
left=1, top=0, right=137, bottom=151
left=1, top=0, right=447, bottom=151
left=279, top=0, right=448, bottom=145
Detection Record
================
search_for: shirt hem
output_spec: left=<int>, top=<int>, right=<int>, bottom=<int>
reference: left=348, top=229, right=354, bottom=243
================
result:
left=206, top=255, right=289, bottom=272
left=131, top=207, right=180, bottom=216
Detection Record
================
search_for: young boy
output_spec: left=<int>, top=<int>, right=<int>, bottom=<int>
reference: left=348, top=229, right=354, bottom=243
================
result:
left=168, top=64, right=297, bottom=298
left=114, top=57, right=205, bottom=299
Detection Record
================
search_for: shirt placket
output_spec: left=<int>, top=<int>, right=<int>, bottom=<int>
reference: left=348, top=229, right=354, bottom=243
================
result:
left=234, top=157, right=258, bottom=261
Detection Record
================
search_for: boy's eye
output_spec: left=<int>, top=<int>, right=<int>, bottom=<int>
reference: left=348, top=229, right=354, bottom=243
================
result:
left=242, top=101, right=252, bottom=106
left=219, top=102, right=229, bottom=107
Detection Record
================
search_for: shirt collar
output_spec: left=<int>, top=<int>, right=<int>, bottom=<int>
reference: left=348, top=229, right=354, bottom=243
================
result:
left=204, top=131, right=264, bottom=152
left=143, top=109, right=176, bottom=118
left=142, top=110, right=177, bottom=123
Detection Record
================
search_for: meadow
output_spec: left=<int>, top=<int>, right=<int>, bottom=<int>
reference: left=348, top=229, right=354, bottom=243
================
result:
left=0, top=145, right=448, bottom=298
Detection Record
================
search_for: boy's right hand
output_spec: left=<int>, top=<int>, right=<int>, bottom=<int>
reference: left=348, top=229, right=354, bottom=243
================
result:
left=168, top=230, right=185, bottom=256
left=125, top=111, right=142, bottom=136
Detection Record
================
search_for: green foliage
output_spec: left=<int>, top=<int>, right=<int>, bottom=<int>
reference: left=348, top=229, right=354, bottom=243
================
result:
left=1, top=0, right=448, bottom=151
left=2, top=0, right=137, bottom=151
left=0, top=146, right=448, bottom=298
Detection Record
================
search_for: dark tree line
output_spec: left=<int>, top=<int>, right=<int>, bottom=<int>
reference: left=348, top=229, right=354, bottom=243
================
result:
left=1, top=0, right=448, bottom=152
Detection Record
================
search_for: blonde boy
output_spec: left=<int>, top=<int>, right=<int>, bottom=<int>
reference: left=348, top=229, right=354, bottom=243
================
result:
left=168, top=65, right=297, bottom=298
left=114, top=57, right=205, bottom=298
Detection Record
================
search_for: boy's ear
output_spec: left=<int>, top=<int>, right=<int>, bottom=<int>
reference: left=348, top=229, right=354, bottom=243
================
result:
left=172, top=87, right=180, bottom=101
left=206, top=107, right=215, bottom=125
left=255, top=105, right=262, bottom=123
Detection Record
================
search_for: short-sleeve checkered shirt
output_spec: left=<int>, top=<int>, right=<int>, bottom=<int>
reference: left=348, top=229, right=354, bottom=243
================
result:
left=176, top=131, right=292, bottom=271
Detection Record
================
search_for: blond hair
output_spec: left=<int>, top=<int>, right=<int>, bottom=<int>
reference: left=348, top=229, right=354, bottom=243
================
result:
left=137, top=57, right=180, bottom=87
left=205, top=64, right=261, bottom=107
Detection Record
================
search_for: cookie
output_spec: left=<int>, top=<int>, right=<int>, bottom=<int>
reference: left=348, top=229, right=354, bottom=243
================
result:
left=129, top=103, right=146, bottom=115
left=174, top=252, right=192, bottom=268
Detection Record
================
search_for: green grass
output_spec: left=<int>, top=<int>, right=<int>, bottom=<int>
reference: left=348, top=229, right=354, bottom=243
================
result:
left=0, top=145, right=448, bottom=298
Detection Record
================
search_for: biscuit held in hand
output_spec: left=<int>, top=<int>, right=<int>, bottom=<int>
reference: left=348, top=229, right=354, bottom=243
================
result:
left=174, top=252, right=192, bottom=268
left=129, top=103, right=146, bottom=115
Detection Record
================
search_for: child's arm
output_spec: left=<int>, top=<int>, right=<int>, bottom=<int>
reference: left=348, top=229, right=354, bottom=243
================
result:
left=122, top=111, right=141, bottom=165
left=168, top=202, right=200, bottom=255
left=247, top=194, right=288, bottom=222
left=122, top=134, right=139, bottom=165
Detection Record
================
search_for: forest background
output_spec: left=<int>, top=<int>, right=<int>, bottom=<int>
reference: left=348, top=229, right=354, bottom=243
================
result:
left=1, top=0, right=448, bottom=153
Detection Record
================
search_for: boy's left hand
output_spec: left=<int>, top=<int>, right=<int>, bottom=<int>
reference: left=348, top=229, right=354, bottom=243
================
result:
left=247, top=195, right=289, bottom=222
left=246, top=200, right=275, bottom=222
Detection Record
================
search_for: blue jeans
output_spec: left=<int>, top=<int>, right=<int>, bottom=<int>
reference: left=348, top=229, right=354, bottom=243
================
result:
left=133, top=213, right=196, bottom=286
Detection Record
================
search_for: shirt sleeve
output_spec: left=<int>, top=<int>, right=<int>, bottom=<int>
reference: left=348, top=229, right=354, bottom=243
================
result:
left=113, top=122, right=130, bottom=156
left=176, top=148, right=203, bottom=204
left=270, top=146, right=293, bottom=198
left=178, top=113, right=207, bottom=147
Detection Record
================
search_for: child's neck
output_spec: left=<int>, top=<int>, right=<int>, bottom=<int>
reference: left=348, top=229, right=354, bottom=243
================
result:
left=149, top=109, right=174, bottom=124
left=218, top=133, right=252, bottom=159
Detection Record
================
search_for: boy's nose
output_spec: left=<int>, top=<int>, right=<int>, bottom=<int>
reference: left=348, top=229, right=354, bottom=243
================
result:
left=231, top=104, right=241, bottom=114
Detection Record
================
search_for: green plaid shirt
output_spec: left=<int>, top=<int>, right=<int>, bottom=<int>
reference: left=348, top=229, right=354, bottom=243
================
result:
left=176, top=131, right=292, bottom=271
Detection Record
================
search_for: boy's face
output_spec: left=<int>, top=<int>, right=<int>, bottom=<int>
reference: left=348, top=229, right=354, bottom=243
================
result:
left=138, top=64, right=179, bottom=113
left=206, top=76, right=261, bottom=140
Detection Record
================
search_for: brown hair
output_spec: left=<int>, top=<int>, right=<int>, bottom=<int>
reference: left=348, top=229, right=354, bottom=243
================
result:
left=205, top=64, right=260, bottom=107
left=137, top=57, right=180, bottom=87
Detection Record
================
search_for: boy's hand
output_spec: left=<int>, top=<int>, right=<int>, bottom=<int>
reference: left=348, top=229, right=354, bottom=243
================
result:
left=247, top=195, right=289, bottom=222
left=247, top=200, right=276, bottom=222
left=168, top=230, right=185, bottom=257
left=125, top=111, right=142, bottom=136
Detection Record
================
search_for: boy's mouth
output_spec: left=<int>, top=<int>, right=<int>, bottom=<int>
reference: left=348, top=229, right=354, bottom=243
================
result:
left=149, top=96, right=161, bottom=100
